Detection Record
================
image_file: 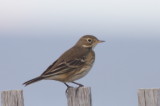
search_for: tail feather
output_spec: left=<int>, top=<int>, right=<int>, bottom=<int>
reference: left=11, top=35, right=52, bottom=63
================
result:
left=23, top=76, right=43, bottom=86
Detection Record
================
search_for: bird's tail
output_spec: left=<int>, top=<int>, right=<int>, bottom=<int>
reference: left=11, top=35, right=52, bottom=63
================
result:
left=23, top=76, right=43, bottom=86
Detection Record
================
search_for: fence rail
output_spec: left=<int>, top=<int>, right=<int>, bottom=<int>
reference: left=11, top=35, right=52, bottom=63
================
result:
left=1, top=87, right=91, bottom=106
left=1, top=90, right=24, bottom=106
left=138, top=88, right=160, bottom=106
left=67, top=87, right=92, bottom=106
left=1, top=88, right=160, bottom=106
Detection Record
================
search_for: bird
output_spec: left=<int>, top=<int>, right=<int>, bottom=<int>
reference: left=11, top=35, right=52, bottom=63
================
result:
left=23, top=35, right=104, bottom=88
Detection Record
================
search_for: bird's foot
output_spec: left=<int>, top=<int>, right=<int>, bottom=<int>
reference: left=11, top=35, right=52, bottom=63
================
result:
left=65, top=86, right=74, bottom=94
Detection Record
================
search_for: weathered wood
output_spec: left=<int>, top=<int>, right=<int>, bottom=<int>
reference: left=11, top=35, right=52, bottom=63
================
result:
left=138, top=88, right=160, bottom=106
left=1, top=90, right=24, bottom=106
left=66, top=87, right=92, bottom=106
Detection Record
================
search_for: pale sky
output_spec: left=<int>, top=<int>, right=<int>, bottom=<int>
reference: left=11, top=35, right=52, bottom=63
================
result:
left=0, top=0, right=160, bottom=38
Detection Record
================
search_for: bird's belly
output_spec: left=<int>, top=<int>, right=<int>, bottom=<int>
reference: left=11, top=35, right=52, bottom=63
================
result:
left=46, top=65, right=92, bottom=82
left=66, top=64, right=93, bottom=82
left=46, top=74, right=68, bottom=82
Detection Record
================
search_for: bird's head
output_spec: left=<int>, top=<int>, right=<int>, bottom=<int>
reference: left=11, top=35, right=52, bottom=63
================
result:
left=76, top=35, right=105, bottom=49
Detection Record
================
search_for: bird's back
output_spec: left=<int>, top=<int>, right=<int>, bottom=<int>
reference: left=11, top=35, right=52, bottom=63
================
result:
left=41, top=46, right=92, bottom=77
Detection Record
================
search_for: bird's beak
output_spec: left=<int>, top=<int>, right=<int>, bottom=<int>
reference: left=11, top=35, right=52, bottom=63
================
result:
left=97, top=40, right=105, bottom=43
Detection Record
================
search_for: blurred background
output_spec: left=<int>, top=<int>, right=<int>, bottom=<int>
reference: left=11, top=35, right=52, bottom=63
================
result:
left=0, top=0, right=160, bottom=106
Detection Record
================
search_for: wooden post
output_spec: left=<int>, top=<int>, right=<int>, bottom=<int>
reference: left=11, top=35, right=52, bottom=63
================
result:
left=138, top=88, right=160, bottom=106
left=66, top=87, right=92, bottom=106
left=1, top=90, right=24, bottom=106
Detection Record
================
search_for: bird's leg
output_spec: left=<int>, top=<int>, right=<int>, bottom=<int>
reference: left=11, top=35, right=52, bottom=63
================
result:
left=64, top=82, right=72, bottom=88
left=64, top=83, right=73, bottom=94
left=72, top=81, right=84, bottom=87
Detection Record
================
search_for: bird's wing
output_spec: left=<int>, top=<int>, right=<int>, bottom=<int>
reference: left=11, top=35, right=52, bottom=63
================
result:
left=41, top=57, right=86, bottom=77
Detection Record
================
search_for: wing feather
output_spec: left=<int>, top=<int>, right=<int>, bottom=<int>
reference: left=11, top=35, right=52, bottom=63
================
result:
left=41, top=57, right=86, bottom=77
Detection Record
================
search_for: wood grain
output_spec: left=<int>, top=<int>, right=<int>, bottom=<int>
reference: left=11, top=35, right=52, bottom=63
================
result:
left=1, top=90, right=24, bottom=106
left=66, top=87, right=92, bottom=106
left=138, top=88, right=160, bottom=106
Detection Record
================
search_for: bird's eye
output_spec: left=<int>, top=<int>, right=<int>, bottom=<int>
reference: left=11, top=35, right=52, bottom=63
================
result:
left=87, top=39, right=92, bottom=43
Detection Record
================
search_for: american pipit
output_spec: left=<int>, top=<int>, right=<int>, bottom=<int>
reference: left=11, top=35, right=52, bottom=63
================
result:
left=23, top=35, right=104, bottom=88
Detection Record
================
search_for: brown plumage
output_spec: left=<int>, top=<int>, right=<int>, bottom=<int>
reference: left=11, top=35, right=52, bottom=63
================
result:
left=23, top=35, right=104, bottom=87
